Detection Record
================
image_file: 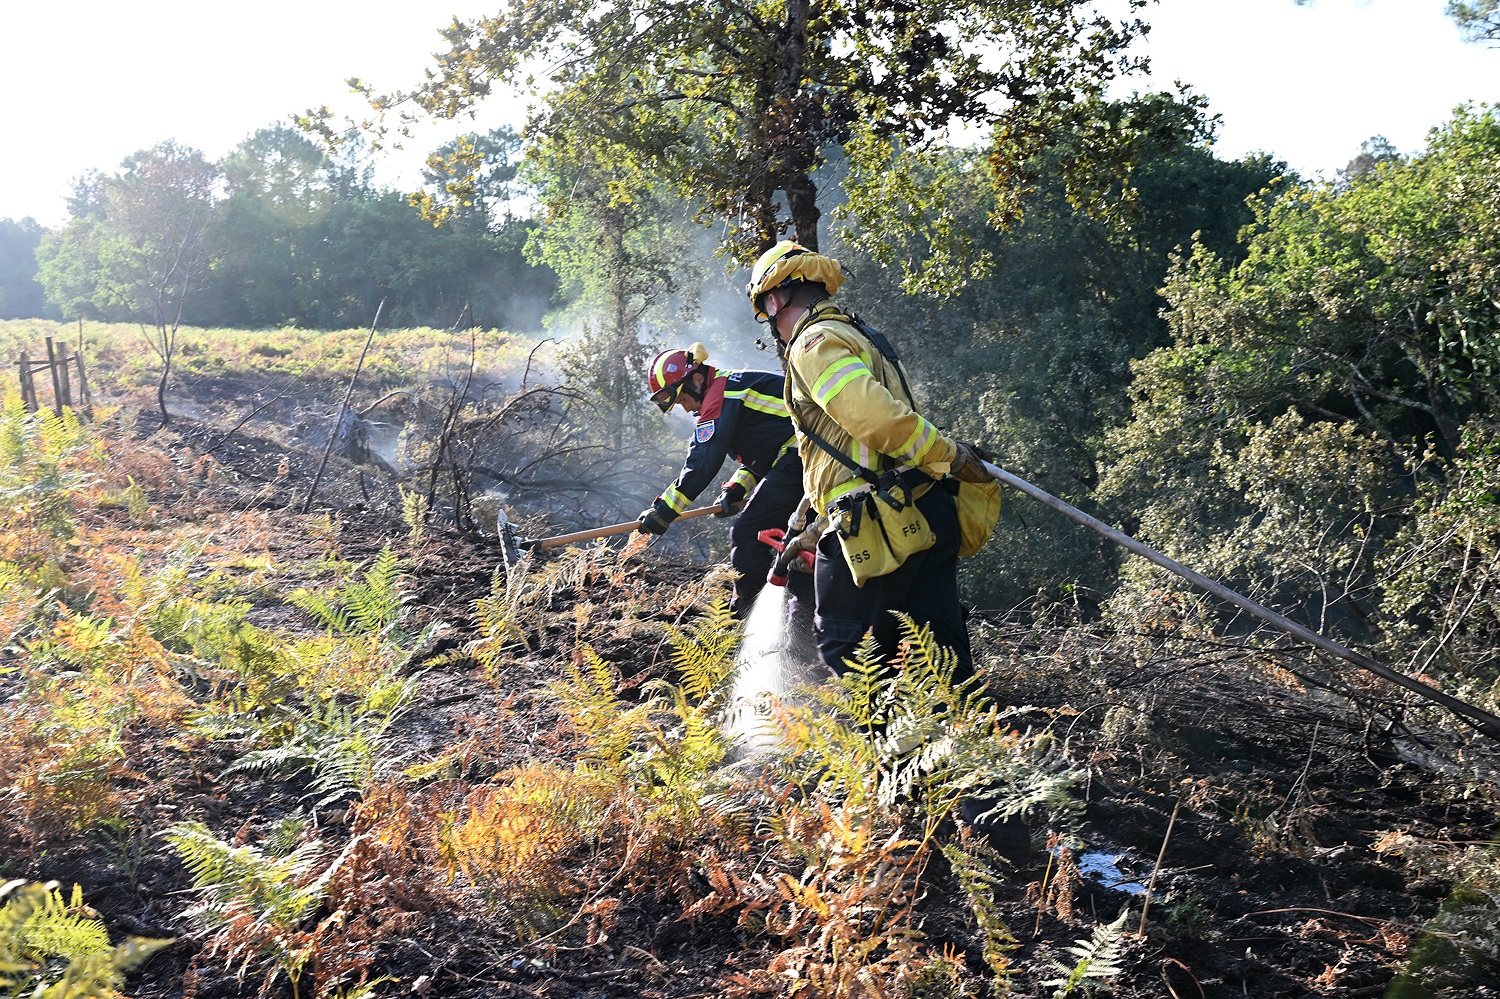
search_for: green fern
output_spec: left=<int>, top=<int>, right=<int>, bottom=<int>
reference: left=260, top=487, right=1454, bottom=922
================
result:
left=662, top=599, right=740, bottom=703
left=828, top=632, right=902, bottom=732
left=942, top=840, right=1018, bottom=979
left=0, top=880, right=171, bottom=998
left=546, top=622, right=742, bottom=834
left=167, top=820, right=366, bottom=995
left=289, top=546, right=409, bottom=639
left=774, top=614, right=1083, bottom=832
left=167, top=822, right=329, bottom=930
left=1044, top=907, right=1131, bottom=998
left=465, top=566, right=531, bottom=675
left=187, top=626, right=301, bottom=732
left=0, top=399, right=92, bottom=541
left=549, top=647, right=653, bottom=766
left=634, top=676, right=734, bottom=830
left=399, top=486, right=429, bottom=544
left=217, top=679, right=415, bottom=806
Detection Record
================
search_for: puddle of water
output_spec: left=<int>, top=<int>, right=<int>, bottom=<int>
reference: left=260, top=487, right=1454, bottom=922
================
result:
left=1076, top=851, right=1150, bottom=896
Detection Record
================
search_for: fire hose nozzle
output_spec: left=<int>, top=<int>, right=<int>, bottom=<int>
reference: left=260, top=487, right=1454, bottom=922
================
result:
left=757, top=528, right=814, bottom=586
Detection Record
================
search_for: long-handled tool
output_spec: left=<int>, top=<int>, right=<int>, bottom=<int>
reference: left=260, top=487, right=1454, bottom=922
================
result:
left=519, top=504, right=724, bottom=551
left=981, top=460, right=1500, bottom=743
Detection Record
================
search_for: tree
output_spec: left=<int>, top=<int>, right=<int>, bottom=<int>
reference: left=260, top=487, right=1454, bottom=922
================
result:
left=520, top=140, right=702, bottom=488
left=1447, top=0, right=1500, bottom=44
left=416, top=126, right=525, bottom=230
left=342, top=0, right=1203, bottom=290
left=414, top=126, right=557, bottom=333
left=811, top=129, right=1281, bottom=608
left=208, top=125, right=338, bottom=326
left=36, top=142, right=222, bottom=426
left=0, top=218, right=54, bottom=320
left=1099, top=105, right=1500, bottom=639
left=1339, top=135, right=1401, bottom=182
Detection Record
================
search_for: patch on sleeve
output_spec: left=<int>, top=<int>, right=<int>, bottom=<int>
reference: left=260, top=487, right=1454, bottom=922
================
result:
left=800, top=333, right=825, bottom=352
left=695, top=420, right=716, bottom=443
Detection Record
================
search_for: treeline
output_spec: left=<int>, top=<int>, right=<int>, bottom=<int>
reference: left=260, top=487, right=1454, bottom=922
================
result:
left=0, top=125, right=555, bottom=332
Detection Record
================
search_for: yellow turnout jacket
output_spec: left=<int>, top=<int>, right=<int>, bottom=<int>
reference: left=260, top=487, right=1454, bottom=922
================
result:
left=782, top=302, right=957, bottom=518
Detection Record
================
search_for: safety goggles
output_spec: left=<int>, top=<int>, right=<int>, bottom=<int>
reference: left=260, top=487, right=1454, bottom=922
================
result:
left=652, top=380, right=685, bottom=413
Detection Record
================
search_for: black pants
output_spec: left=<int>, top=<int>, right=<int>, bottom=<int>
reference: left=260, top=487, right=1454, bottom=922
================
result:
left=812, top=483, right=972, bottom=682
left=729, top=451, right=814, bottom=618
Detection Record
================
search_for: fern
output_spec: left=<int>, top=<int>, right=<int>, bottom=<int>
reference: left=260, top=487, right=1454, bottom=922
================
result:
left=467, top=566, right=530, bottom=676
left=549, top=648, right=653, bottom=766
left=167, top=820, right=366, bottom=996
left=399, top=486, right=428, bottom=544
left=662, top=599, right=740, bottom=703
left=217, top=680, right=415, bottom=807
left=0, top=880, right=171, bottom=998
left=942, top=840, right=1018, bottom=980
left=289, top=546, right=409, bottom=640
left=1043, top=907, right=1131, bottom=998
left=1376, top=830, right=1500, bottom=974
left=0, top=399, right=92, bottom=542
left=823, top=632, right=902, bottom=733
left=168, top=822, right=329, bottom=929
left=438, top=767, right=612, bottom=901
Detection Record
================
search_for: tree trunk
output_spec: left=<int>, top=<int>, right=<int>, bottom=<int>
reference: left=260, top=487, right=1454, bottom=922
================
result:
left=156, top=359, right=172, bottom=428
left=780, top=0, right=820, bottom=248
left=785, top=174, right=821, bottom=250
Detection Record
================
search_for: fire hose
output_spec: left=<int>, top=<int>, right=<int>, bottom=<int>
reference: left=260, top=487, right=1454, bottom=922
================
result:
left=978, top=460, right=1500, bottom=743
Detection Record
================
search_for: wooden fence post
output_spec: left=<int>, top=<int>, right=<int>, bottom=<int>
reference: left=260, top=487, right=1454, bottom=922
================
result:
left=18, top=353, right=37, bottom=412
left=56, top=345, right=73, bottom=411
left=44, top=338, right=64, bottom=417
left=72, top=349, right=94, bottom=418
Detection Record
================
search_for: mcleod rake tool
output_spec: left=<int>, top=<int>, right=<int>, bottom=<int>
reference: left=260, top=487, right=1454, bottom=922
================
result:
left=981, top=460, right=1500, bottom=743
left=517, top=503, right=723, bottom=551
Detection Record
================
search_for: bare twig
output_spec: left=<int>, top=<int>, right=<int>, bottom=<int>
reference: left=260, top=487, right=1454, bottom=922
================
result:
left=303, top=298, right=384, bottom=513
left=1139, top=797, right=1182, bottom=934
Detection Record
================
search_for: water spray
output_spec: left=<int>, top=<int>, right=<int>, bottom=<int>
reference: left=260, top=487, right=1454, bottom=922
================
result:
left=723, top=585, right=799, bottom=753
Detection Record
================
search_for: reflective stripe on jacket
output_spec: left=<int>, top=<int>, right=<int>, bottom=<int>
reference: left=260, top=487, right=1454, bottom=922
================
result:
left=653, top=368, right=798, bottom=517
left=783, top=304, right=956, bottom=514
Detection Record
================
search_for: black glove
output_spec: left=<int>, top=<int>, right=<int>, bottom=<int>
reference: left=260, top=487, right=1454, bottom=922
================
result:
left=714, top=482, right=747, bottom=518
left=950, top=441, right=995, bottom=483
left=637, top=507, right=673, bottom=535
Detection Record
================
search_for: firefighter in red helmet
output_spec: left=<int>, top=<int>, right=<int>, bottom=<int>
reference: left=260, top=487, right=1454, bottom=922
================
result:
left=639, top=341, right=813, bottom=618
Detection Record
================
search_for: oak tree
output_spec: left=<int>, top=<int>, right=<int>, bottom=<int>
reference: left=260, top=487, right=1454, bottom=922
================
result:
left=344, top=0, right=1201, bottom=289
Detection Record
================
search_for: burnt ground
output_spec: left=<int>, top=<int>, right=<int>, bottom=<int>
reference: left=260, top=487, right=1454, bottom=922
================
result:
left=5, top=391, right=1500, bottom=999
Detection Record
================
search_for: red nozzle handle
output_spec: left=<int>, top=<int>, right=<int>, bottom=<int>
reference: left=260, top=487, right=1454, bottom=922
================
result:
left=756, top=528, right=788, bottom=553
left=758, top=528, right=813, bottom=586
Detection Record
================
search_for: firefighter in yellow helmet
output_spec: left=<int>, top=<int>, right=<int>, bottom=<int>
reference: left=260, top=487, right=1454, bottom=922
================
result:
left=747, top=240, right=993, bottom=679
left=639, top=341, right=814, bottom=619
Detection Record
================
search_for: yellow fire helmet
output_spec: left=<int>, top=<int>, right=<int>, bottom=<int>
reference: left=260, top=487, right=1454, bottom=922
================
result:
left=747, top=240, right=846, bottom=323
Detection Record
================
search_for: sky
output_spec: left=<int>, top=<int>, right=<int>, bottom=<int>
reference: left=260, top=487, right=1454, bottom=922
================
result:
left=1, top=0, right=1494, bottom=229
